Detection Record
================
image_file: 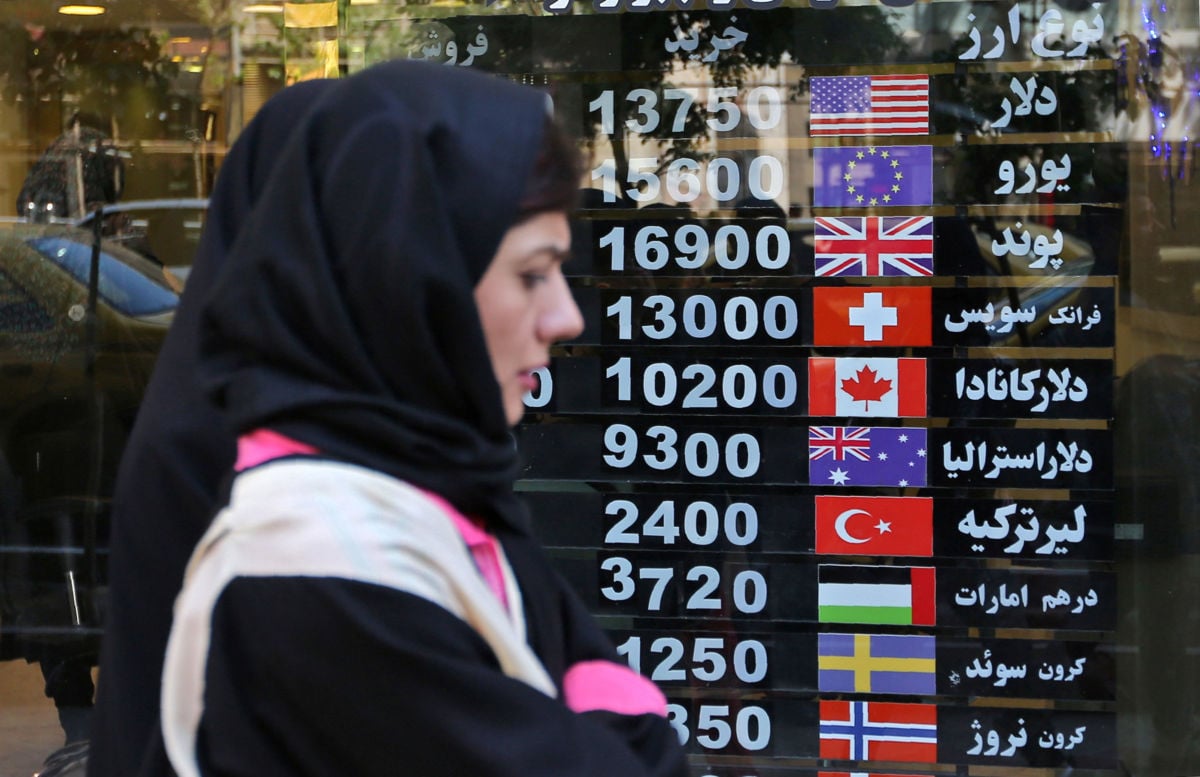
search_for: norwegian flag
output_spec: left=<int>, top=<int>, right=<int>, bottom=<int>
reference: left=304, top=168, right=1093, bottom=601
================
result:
left=814, top=216, right=934, bottom=277
left=809, top=426, right=872, bottom=462
left=819, top=700, right=938, bottom=762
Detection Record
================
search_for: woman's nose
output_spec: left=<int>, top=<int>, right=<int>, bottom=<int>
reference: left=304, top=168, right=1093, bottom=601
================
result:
left=540, top=270, right=585, bottom=344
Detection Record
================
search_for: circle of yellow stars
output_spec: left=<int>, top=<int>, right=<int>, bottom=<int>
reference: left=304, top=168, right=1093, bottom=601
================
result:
left=842, top=146, right=904, bottom=206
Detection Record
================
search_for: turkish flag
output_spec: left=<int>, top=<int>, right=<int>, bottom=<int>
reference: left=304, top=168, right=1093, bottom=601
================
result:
left=812, top=286, right=932, bottom=346
left=815, top=495, right=933, bottom=556
left=809, top=357, right=927, bottom=417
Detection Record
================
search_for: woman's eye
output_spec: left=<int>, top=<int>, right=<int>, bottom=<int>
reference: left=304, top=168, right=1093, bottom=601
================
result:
left=521, top=272, right=547, bottom=289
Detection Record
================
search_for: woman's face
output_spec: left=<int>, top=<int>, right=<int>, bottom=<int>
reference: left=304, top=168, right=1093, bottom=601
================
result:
left=474, top=210, right=583, bottom=426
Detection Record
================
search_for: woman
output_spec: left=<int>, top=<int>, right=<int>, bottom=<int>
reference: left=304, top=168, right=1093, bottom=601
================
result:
left=88, top=78, right=337, bottom=777
left=154, top=61, right=688, bottom=776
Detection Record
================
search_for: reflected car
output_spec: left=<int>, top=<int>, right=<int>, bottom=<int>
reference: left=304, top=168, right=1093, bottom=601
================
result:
left=0, top=223, right=177, bottom=659
left=74, top=198, right=208, bottom=285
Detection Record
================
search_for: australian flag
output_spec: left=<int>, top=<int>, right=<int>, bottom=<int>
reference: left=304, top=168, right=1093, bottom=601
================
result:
left=809, top=426, right=928, bottom=488
left=814, top=216, right=934, bottom=277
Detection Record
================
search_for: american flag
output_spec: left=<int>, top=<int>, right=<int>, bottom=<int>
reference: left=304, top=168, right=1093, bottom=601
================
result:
left=814, top=216, right=934, bottom=277
left=810, top=75, right=930, bottom=136
left=809, top=426, right=872, bottom=461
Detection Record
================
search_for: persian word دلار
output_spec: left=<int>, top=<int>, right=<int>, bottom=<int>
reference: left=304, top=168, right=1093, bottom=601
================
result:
left=957, top=503, right=1090, bottom=555
left=993, top=76, right=1058, bottom=129
left=960, top=3, right=1104, bottom=61
left=942, top=439, right=1094, bottom=481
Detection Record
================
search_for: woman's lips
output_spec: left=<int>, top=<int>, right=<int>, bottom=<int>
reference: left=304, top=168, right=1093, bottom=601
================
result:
left=518, top=369, right=542, bottom=392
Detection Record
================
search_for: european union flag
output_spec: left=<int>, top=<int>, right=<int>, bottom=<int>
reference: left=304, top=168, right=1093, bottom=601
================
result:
left=813, top=145, right=933, bottom=208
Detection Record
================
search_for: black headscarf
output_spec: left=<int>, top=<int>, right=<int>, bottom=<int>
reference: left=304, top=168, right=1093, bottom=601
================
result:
left=89, top=78, right=338, bottom=777
left=197, top=60, right=548, bottom=532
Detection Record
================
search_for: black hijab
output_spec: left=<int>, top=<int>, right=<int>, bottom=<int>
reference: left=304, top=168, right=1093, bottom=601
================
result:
left=89, top=79, right=338, bottom=777
left=197, top=61, right=548, bottom=532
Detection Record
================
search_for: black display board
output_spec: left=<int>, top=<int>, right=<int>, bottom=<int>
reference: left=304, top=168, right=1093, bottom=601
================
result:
left=493, top=2, right=1121, bottom=773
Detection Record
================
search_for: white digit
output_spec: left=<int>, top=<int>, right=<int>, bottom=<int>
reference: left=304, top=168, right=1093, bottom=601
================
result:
left=626, top=89, right=659, bottom=133
left=722, top=364, right=756, bottom=408
left=589, top=90, right=615, bottom=135
left=726, top=502, right=759, bottom=546
left=615, top=634, right=640, bottom=673
left=762, top=295, right=799, bottom=339
left=681, top=364, right=717, bottom=409
left=605, top=356, right=631, bottom=401
left=604, top=499, right=639, bottom=544
left=684, top=501, right=719, bottom=545
left=643, top=500, right=680, bottom=544
left=650, top=637, right=686, bottom=681
left=634, top=225, right=669, bottom=270
left=696, top=705, right=732, bottom=749
left=666, top=704, right=688, bottom=745
left=714, top=224, right=750, bottom=269
left=706, top=86, right=740, bottom=132
left=692, top=637, right=727, bottom=682
left=733, top=570, right=767, bottom=614
left=642, top=295, right=677, bottom=340
left=746, top=86, right=783, bottom=130
left=643, top=425, right=679, bottom=470
left=591, top=164, right=617, bottom=203
left=605, top=295, right=632, bottom=340
left=626, top=157, right=660, bottom=202
left=685, top=432, right=720, bottom=477
left=724, top=296, right=759, bottom=341
left=762, top=364, right=797, bottom=408
left=733, top=639, right=768, bottom=682
left=708, top=157, right=740, bottom=203
left=642, top=363, right=677, bottom=407
left=599, top=225, right=625, bottom=271
left=666, top=158, right=701, bottom=203
left=603, top=423, right=637, bottom=468
left=523, top=366, right=552, bottom=408
left=748, top=155, right=784, bottom=200
left=640, top=567, right=674, bottom=610
left=686, top=566, right=722, bottom=610
left=682, top=294, right=717, bottom=338
left=600, top=556, right=634, bottom=601
left=736, top=706, right=771, bottom=751
left=756, top=224, right=789, bottom=270
left=663, top=88, right=695, bottom=133
left=674, top=224, right=709, bottom=269
left=726, top=433, right=761, bottom=478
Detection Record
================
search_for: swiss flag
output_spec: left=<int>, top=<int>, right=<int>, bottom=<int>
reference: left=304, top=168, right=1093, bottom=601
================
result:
left=815, top=495, right=933, bottom=556
left=809, top=357, right=926, bottom=417
left=812, top=286, right=932, bottom=347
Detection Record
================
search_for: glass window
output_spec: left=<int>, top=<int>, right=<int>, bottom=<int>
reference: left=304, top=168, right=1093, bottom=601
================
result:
left=25, top=236, right=179, bottom=317
left=1, top=1, right=1198, bottom=775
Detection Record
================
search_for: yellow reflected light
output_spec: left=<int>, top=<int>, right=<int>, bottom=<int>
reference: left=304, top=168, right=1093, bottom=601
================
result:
left=243, top=3, right=284, bottom=11
left=58, top=3, right=107, bottom=14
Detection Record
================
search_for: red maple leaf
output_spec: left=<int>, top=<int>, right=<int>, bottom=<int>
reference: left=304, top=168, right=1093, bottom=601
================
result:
left=841, top=366, right=893, bottom=408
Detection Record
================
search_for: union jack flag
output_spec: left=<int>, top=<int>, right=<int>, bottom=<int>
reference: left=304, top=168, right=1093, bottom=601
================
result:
left=814, top=216, right=934, bottom=277
left=809, top=426, right=872, bottom=462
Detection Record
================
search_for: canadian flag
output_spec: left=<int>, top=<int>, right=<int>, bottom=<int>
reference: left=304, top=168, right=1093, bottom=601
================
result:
left=809, top=357, right=926, bottom=417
